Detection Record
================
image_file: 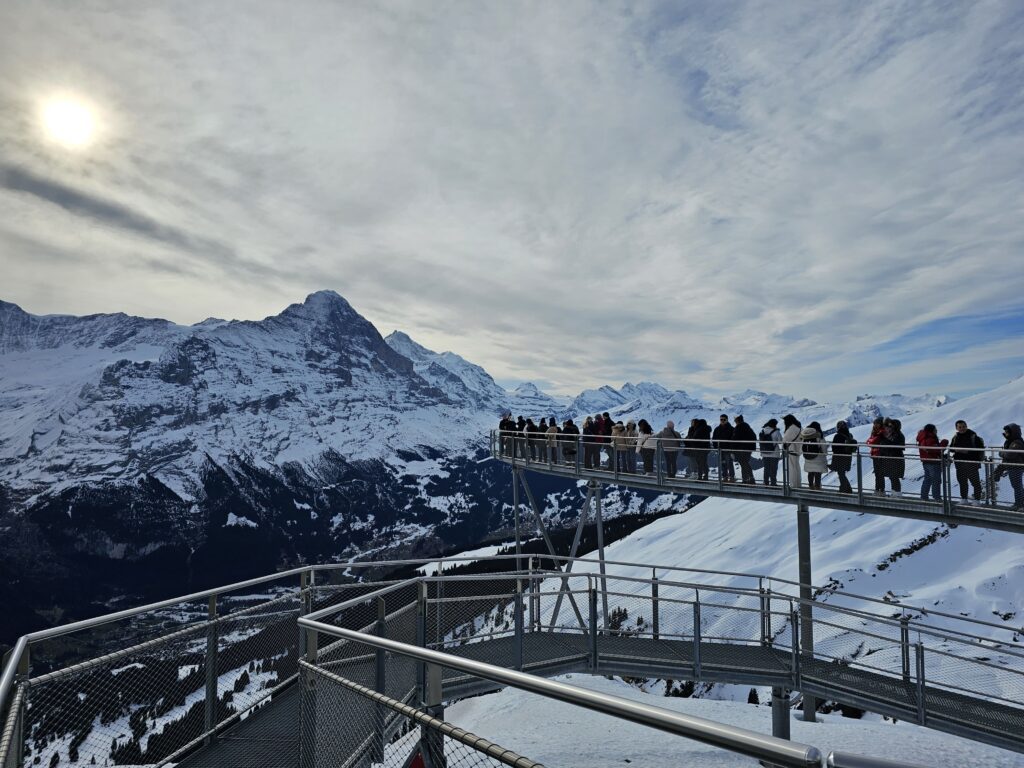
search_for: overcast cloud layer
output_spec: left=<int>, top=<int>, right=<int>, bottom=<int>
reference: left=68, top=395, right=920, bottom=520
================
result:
left=1, top=1, right=1022, bottom=400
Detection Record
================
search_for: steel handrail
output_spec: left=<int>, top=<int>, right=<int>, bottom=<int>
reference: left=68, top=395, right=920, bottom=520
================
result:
left=299, top=617, right=822, bottom=767
left=827, top=752, right=930, bottom=768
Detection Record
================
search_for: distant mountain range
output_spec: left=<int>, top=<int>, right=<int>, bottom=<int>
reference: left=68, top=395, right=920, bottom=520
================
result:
left=0, top=290, right=954, bottom=640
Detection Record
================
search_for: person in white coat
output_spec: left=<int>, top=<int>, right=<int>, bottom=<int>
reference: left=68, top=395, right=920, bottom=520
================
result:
left=800, top=422, right=828, bottom=489
left=782, top=414, right=803, bottom=488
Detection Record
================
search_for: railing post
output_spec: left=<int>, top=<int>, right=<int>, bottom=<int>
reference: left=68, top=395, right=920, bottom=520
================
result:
left=771, top=687, right=791, bottom=742
left=656, top=439, right=665, bottom=484
left=760, top=586, right=771, bottom=647
left=423, top=662, right=445, bottom=768
left=527, top=558, right=537, bottom=632
left=796, top=503, right=816, bottom=722
left=514, top=580, right=525, bottom=671
left=900, top=616, right=911, bottom=683
left=513, top=469, right=522, bottom=573
left=651, top=572, right=660, bottom=641
left=693, top=595, right=702, bottom=679
left=790, top=607, right=800, bottom=688
left=588, top=586, right=599, bottom=670
left=781, top=445, right=790, bottom=498
left=298, top=624, right=318, bottom=768
left=374, top=597, right=387, bottom=764
left=942, top=452, right=953, bottom=518
left=856, top=447, right=864, bottom=506
left=417, top=581, right=428, bottom=704
left=717, top=447, right=724, bottom=492
left=575, top=434, right=581, bottom=475
left=915, top=642, right=926, bottom=725
left=204, top=595, right=218, bottom=745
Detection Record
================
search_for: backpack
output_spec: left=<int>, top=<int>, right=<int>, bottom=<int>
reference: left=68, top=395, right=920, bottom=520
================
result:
left=759, top=431, right=775, bottom=454
left=802, top=439, right=821, bottom=458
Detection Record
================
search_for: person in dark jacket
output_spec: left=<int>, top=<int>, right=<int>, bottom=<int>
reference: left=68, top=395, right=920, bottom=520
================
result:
left=515, top=416, right=527, bottom=459
left=916, top=424, right=948, bottom=502
left=498, top=413, right=515, bottom=456
left=866, top=417, right=890, bottom=495
left=875, top=418, right=905, bottom=495
left=732, top=415, right=757, bottom=484
left=561, top=419, right=580, bottom=463
left=600, top=412, right=614, bottom=468
left=525, top=418, right=541, bottom=460
left=993, top=423, right=1024, bottom=510
left=713, top=414, right=736, bottom=481
left=759, top=419, right=782, bottom=486
left=693, top=419, right=712, bottom=480
left=582, top=416, right=600, bottom=469
left=683, top=419, right=698, bottom=478
left=830, top=421, right=857, bottom=494
left=949, top=420, right=985, bottom=503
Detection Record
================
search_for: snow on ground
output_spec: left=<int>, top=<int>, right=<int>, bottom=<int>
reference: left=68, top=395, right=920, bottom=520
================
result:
left=416, top=541, right=516, bottom=575
left=445, top=674, right=1024, bottom=767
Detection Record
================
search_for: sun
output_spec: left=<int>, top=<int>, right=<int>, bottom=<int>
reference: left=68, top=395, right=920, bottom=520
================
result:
left=41, top=97, right=98, bottom=149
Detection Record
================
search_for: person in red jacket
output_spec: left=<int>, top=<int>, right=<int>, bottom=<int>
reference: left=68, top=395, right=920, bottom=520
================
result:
left=916, top=424, right=948, bottom=501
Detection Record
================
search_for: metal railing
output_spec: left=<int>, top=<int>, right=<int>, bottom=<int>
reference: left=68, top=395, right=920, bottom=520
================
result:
left=491, top=430, right=1024, bottom=530
left=3, top=556, right=1021, bottom=766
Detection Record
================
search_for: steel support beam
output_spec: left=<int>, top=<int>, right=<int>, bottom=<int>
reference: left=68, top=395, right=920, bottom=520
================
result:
left=592, top=480, right=610, bottom=626
left=796, top=504, right=816, bottom=722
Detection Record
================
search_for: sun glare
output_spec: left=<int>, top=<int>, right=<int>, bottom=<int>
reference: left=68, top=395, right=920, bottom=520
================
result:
left=41, top=97, right=97, bottom=149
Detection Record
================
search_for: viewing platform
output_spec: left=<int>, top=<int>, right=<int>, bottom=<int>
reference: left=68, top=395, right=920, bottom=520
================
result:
left=2, top=557, right=1022, bottom=768
left=489, top=430, right=1024, bottom=534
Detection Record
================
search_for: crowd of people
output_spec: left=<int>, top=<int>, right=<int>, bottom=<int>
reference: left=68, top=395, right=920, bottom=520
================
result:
left=496, top=413, right=1024, bottom=510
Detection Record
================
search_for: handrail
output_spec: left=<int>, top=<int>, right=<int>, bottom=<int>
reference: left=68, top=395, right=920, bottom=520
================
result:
left=299, top=617, right=823, bottom=768
left=827, top=752, right=931, bottom=768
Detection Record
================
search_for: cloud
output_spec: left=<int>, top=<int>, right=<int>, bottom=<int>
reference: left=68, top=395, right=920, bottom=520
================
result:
left=1, top=1, right=1023, bottom=400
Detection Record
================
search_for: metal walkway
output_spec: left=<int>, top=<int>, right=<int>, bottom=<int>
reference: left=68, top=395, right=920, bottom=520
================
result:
left=490, top=432, right=1024, bottom=533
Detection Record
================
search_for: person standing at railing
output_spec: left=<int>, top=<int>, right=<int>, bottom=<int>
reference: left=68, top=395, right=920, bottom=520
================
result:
left=636, top=419, right=656, bottom=475
left=873, top=418, right=904, bottom=497
left=516, top=415, right=527, bottom=459
left=759, top=419, right=782, bottom=486
left=782, top=414, right=803, bottom=488
left=525, top=418, right=541, bottom=460
left=624, top=419, right=638, bottom=473
left=693, top=418, right=713, bottom=480
left=582, top=416, right=599, bottom=469
left=546, top=417, right=560, bottom=463
left=600, top=412, right=615, bottom=469
left=656, top=420, right=682, bottom=477
left=867, top=418, right=889, bottom=495
left=561, top=418, right=580, bottom=464
left=499, top=413, right=514, bottom=456
left=800, top=422, right=827, bottom=489
left=713, top=414, right=736, bottom=482
left=732, top=415, right=757, bottom=484
left=829, top=421, right=857, bottom=494
left=993, top=424, right=1024, bottom=510
left=611, top=420, right=628, bottom=473
left=949, top=420, right=985, bottom=504
left=916, top=424, right=948, bottom=501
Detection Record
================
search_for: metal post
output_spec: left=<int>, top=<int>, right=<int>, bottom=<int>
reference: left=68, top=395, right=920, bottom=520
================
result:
left=760, top=586, right=770, bottom=647
left=717, top=447, right=725, bottom=492
left=781, top=445, right=790, bottom=498
left=12, top=649, right=29, bottom=768
left=512, top=466, right=522, bottom=573
left=915, top=642, right=926, bottom=725
left=942, top=452, right=953, bottom=518
left=514, top=580, right=525, bottom=671
left=651, top=573, right=660, bottom=641
left=693, top=596, right=702, bottom=679
left=796, top=503, right=816, bottom=721
left=656, top=440, right=665, bottom=485
left=574, top=434, right=581, bottom=475
left=593, top=481, right=609, bottom=626
left=588, top=586, right=599, bottom=670
left=417, top=581, right=428, bottom=704
left=528, top=557, right=537, bottom=632
left=900, top=617, right=910, bottom=683
left=204, top=595, right=218, bottom=745
left=771, top=687, right=791, bottom=741
left=298, top=625, right=318, bottom=768
left=299, top=570, right=311, bottom=664
left=373, top=597, right=387, bottom=764
left=790, top=608, right=800, bottom=687
left=856, top=448, right=864, bottom=506
left=423, top=663, right=445, bottom=768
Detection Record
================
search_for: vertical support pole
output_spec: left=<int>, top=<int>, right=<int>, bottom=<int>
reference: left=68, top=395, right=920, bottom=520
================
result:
left=942, top=452, right=953, bottom=518
left=900, top=617, right=911, bottom=683
left=781, top=446, right=790, bottom=498
left=299, top=570, right=312, bottom=665
left=373, top=597, right=387, bottom=764
left=512, top=467, right=522, bottom=573
left=915, top=642, right=926, bottom=725
left=656, top=440, right=665, bottom=485
left=790, top=607, right=800, bottom=687
left=717, top=447, right=725, bottom=492
left=423, top=663, right=445, bottom=768
left=588, top=586, right=599, bottom=670
left=204, top=595, right=218, bottom=745
left=417, top=581, right=428, bottom=704
left=692, top=595, right=702, bottom=679
left=14, top=649, right=29, bottom=768
left=796, top=504, right=816, bottom=721
left=298, top=624, right=318, bottom=768
left=759, top=586, right=770, bottom=647
left=514, top=579, right=525, bottom=671
left=651, top=572, right=660, bottom=641
left=436, top=565, right=444, bottom=650
left=771, top=687, right=791, bottom=741
left=856, top=448, right=864, bottom=506
left=528, top=557, right=537, bottom=632
left=575, top=434, right=581, bottom=475
left=593, top=481, right=609, bottom=626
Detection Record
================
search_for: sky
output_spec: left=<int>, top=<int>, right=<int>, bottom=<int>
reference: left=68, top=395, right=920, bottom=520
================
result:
left=1, top=1, right=1023, bottom=401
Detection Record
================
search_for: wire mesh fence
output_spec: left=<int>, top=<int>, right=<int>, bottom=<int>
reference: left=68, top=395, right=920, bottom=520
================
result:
left=299, top=662, right=544, bottom=768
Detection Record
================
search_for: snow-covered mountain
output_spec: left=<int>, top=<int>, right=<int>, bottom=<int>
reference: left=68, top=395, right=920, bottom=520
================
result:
left=0, top=290, right=968, bottom=643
